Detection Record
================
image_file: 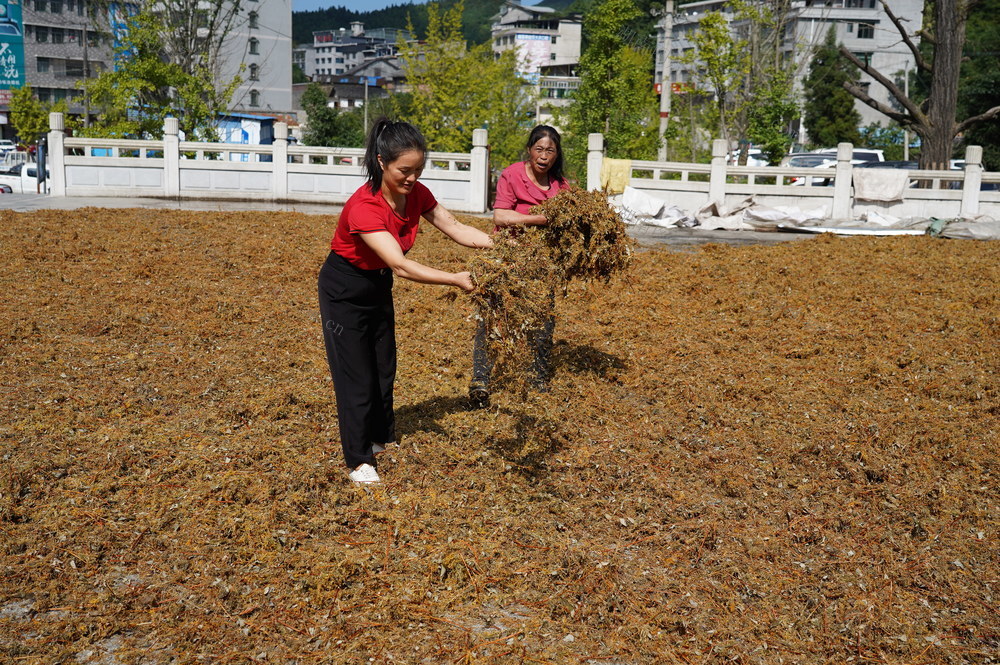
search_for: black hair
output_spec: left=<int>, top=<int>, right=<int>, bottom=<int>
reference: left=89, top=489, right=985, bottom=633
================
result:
left=363, top=117, right=428, bottom=194
left=526, top=124, right=564, bottom=184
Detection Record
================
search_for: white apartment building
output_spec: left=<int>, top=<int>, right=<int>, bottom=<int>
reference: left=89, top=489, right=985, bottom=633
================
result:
left=219, top=0, right=293, bottom=114
left=294, top=22, right=409, bottom=82
left=491, top=1, right=581, bottom=128
left=491, top=1, right=581, bottom=81
left=656, top=0, right=923, bottom=142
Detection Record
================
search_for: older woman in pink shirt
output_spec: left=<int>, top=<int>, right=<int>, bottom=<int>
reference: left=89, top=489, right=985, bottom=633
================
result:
left=469, top=125, right=568, bottom=408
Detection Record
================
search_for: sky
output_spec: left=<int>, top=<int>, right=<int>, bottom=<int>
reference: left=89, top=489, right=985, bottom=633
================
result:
left=292, top=0, right=541, bottom=14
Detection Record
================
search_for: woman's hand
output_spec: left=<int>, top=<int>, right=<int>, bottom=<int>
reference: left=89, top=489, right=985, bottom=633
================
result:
left=453, top=271, right=476, bottom=292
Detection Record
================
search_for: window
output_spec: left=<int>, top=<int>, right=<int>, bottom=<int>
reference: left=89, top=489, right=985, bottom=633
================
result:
left=249, top=38, right=259, bottom=55
left=36, top=26, right=49, bottom=43
left=52, top=28, right=64, bottom=44
left=857, top=23, right=874, bottom=39
left=847, top=23, right=854, bottom=33
left=248, top=12, right=258, bottom=29
left=249, top=63, right=259, bottom=80
left=36, top=57, right=51, bottom=73
left=50, top=0, right=63, bottom=13
left=853, top=51, right=873, bottom=66
left=249, top=90, right=260, bottom=107
left=34, top=0, right=46, bottom=11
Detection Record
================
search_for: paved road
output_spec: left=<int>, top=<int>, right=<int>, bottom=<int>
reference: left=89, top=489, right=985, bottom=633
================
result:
left=1, top=193, right=808, bottom=249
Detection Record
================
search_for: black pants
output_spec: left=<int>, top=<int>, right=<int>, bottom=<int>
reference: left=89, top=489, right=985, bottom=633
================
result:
left=318, top=251, right=396, bottom=470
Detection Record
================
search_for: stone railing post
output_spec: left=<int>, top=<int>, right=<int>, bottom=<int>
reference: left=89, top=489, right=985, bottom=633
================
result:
left=273, top=122, right=289, bottom=200
left=832, top=142, right=853, bottom=219
left=47, top=112, right=66, bottom=196
left=587, top=133, right=604, bottom=192
left=163, top=117, right=180, bottom=198
left=960, top=145, right=983, bottom=217
left=470, top=128, right=489, bottom=213
left=708, top=138, right=728, bottom=204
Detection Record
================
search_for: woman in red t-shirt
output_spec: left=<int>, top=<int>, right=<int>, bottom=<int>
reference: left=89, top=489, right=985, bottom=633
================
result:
left=319, top=118, right=492, bottom=484
left=469, top=125, right=568, bottom=408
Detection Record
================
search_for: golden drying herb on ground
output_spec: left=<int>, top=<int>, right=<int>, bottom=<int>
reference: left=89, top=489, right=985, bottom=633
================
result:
left=533, top=186, right=633, bottom=282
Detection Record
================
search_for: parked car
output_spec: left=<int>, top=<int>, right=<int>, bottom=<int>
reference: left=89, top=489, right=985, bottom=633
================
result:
left=0, top=139, right=15, bottom=155
left=779, top=153, right=836, bottom=168
left=855, top=160, right=919, bottom=169
left=0, top=162, right=49, bottom=193
left=728, top=148, right=769, bottom=167
left=812, top=147, right=885, bottom=164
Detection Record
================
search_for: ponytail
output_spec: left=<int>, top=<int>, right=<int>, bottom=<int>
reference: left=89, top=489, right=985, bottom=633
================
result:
left=363, top=118, right=428, bottom=194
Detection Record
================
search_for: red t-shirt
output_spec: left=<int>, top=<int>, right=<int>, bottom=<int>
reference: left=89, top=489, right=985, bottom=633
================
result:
left=331, top=181, right=438, bottom=270
left=493, top=161, right=568, bottom=215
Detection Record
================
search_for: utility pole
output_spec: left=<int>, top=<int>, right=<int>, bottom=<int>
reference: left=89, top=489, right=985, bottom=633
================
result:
left=903, top=62, right=909, bottom=161
left=81, top=21, right=90, bottom=127
left=657, top=0, right=674, bottom=162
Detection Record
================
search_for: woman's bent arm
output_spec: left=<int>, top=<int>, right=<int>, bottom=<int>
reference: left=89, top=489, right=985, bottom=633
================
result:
left=424, top=204, right=494, bottom=248
left=360, top=231, right=475, bottom=291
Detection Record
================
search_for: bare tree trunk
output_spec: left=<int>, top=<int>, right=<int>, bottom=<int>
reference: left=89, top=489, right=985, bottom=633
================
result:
left=920, top=0, right=966, bottom=170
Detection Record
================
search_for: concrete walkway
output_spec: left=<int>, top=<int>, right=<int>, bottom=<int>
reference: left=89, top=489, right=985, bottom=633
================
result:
left=1, top=193, right=807, bottom=249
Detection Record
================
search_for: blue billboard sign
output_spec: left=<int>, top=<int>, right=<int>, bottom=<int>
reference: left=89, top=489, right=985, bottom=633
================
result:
left=0, top=0, right=25, bottom=90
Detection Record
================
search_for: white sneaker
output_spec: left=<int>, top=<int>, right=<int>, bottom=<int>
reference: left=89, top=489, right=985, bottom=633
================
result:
left=348, top=463, right=380, bottom=484
left=371, top=441, right=395, bottom=454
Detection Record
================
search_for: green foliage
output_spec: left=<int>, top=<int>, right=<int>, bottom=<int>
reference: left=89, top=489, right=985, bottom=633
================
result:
left=396, top=1, right=535, bottom=169
left=859, top=122, right=907, bottom=162
left=665, top=90, right=715, bottom=163
left=802, top=26, right=861, bottom=148
left=746, top=71, right=797, bottom=165
left=80, top=11, right=241, bottom=140
left=957, top=0, right=1000, bottom=170
left=8, top=85, right=80, bottom=147
left=680, top=10, right=747, bottom=149
left=300, top=83, right=365, bottom=147
left=292, top=63, right=309, bottom=84
left=10, top=85, right=51, bottom=147
left=567, top=0, right=660, bottom=166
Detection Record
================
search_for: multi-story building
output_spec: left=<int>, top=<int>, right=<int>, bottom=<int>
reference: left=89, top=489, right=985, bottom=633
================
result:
left=0, top=0, right=291, bottom=142
left=491, top=1, right=581, bottom=81
left=217, top=0, right=292, bottom=115
left=295, top=22, right=409, bottom=82
left=655, top=0, right=923, bottom=144
left=490, top=1, right=582, bottom=128
left=0, top=0, right=116, bottom=141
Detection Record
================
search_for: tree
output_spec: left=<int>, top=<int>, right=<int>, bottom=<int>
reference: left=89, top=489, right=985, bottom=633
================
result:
left=839, top=0, right=1000, bottom=170
left=568, top=0, right=660, bottom=163
left=956, top=0, right=1000, bottom=169
left=80, top=11, right=242, bottom=140
left=681, top=11, right=746, bottom=152
left=396, top=1, right=534, bottom=168
left=9, top=86, right=78, bottom=148
left=747, top=70, right=798, bottom=164
left=733, top=1, right=798, bottom=162
left=300, top=83, right=364, bottom=147
left=860, top=122, right=907, bottom=161
left=802, top=26, right=861, bottom=148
